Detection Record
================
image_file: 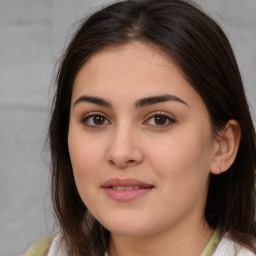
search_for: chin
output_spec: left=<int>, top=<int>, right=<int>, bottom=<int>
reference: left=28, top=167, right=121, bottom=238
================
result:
left=99, top=217, right=160, bottom=238
left=107, top=225, right=151, bottom=237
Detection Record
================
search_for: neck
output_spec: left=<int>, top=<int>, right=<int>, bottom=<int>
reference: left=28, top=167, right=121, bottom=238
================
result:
left=108, top=220, right=213, bottom=256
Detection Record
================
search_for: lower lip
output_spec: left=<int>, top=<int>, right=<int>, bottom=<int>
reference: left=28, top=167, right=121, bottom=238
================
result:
left=103, top=187, right=153, bottom=201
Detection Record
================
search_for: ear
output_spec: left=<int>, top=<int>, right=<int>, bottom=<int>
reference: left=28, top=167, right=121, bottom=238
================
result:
left=210, top=120, right=241, bottom=175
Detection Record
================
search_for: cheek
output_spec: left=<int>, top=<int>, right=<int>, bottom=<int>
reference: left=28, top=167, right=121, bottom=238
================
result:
left=147, top=126, right=214, bottom=185
left=68, top=128, right=101, bottom=183
left=148, top=133, right=212, bottom=212
left=68, top=135, right=101, bottom=207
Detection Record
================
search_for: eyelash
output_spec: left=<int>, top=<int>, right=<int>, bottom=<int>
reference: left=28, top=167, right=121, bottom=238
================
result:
left=81, top=112, right=110, bottom=128
left=144, top=112, right=176, bottom=128
left=80, top=112, right=176, bottom=128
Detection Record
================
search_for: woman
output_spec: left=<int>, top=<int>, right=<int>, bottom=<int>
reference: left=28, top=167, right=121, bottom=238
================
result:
left=24, top=0, right=256, bottom=255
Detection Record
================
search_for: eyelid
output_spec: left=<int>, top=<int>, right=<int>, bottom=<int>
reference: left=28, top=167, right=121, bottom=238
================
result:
left=80, top=111, right=111, bottom=127
left=143, top=111, right=176, bottom=127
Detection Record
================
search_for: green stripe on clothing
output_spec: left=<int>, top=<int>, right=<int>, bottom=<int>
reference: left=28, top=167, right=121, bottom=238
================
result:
left=22, top=235, right=55, bottom=256
left=200, top=228, right=221, bottom=256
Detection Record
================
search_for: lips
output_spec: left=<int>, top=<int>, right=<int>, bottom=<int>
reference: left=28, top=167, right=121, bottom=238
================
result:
left=101, top=178, right=154, bottom=201
left=113, top=186, right=140, bottom=190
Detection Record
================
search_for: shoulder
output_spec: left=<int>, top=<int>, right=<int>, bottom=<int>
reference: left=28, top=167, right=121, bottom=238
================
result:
left=213, top=234, right=255, bottom=256
left=22, top=234, right=56, bottom=256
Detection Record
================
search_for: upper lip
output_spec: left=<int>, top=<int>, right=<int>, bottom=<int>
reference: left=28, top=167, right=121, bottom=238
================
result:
left=101, top=178, right=154, bottom=188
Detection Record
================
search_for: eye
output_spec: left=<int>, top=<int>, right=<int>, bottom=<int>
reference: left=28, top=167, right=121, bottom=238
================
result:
left=81, top=113, right=110, bottom=127
left=145, top=113, right=175, bottom=127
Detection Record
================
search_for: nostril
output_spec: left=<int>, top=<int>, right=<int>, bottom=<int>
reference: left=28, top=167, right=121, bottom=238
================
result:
left=127, top=160, right=135, bottom=164
left=108, top=160, right=115, bottom=166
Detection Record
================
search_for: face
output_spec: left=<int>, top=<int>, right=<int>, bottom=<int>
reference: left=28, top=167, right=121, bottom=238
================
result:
left=68, top=42, right=219, bottom=238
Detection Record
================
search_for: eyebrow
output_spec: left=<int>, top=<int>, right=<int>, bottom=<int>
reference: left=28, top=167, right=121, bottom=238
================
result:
left=135, top=94, right=188, bottom=108
left=73, top=95, right=112, bottom=108
left=73, top=94, right=188, bottom=108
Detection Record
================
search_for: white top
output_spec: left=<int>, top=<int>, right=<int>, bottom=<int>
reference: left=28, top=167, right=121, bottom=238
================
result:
left=47, top=233, right=67, bottom=256
left=47, top=233, right=255, bottom=256
left=213, top=234, right=255, bottom=256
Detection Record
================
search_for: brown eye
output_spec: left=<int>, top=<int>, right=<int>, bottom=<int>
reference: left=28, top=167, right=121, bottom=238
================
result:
left=146, top=114, right=175, bottom=127
left=154, top=116, right=167, bottom=125
left=81, top=114, right=110, bottom=127
left=93, top=116, right=105, bottom=125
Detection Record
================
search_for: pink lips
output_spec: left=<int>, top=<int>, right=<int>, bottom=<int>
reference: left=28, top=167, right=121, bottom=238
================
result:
left=101, top=178, right=154, bottom=202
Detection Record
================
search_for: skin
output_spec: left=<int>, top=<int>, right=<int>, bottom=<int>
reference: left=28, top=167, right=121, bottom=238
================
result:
left=68, top=42, right=226, bottom=256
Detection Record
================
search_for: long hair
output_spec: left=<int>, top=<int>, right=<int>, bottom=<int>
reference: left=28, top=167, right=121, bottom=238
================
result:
left=48, top=0, right=256, bottom=255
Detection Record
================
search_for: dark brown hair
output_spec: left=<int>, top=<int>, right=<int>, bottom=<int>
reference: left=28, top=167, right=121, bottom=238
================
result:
left=48, top=0, right=256, bottom=255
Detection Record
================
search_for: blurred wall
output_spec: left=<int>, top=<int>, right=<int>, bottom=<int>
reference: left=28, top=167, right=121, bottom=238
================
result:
left=0, top=1, right=255, bottom=255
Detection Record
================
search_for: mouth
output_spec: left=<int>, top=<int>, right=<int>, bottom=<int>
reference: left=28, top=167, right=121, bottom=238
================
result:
left=112, top=186, right=141, bottom=190
left=101, top=178, right=154, bottom=201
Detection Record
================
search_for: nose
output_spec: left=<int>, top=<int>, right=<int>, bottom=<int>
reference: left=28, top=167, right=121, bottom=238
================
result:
left=106, top=125, right=144, bottom=169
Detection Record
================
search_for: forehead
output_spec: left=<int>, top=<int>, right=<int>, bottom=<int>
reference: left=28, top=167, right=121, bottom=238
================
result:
left=72, top=42, right=203, bottom=110
left=85, top=42, right=176, bottom=70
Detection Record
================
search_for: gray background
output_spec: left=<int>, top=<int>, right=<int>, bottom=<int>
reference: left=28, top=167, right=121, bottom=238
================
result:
left=0, top=1, right=255, bottom=255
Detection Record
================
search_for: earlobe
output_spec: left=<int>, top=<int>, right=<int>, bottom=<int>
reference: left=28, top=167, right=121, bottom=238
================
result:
left=210, top=120, right=241, bottom=175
